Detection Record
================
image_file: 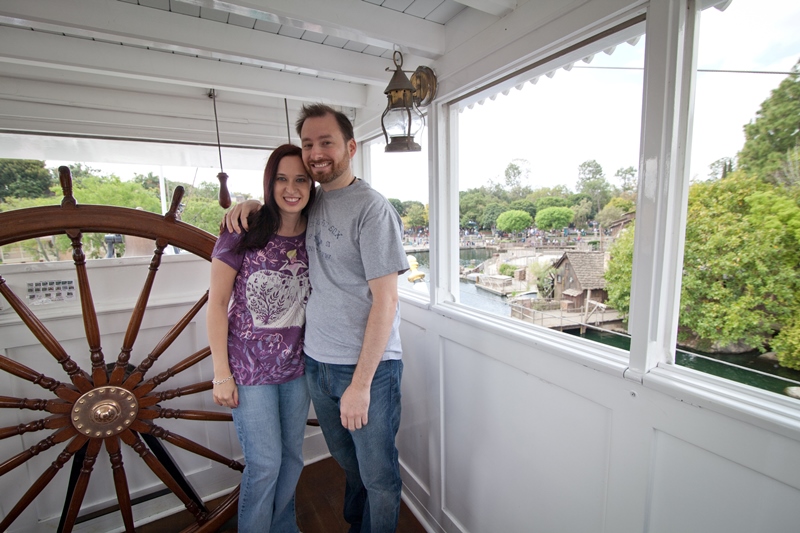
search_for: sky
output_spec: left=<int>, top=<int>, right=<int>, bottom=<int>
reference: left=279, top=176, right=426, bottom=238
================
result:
left=47, top=0, right=800, bottom=207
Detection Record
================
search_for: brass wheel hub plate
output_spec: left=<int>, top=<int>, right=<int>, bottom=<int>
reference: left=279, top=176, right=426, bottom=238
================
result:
left=71, top=386, right=139, bottom=438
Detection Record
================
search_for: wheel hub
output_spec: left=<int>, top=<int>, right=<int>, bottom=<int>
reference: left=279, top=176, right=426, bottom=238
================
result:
left=71, top=386, right=139, bottom=437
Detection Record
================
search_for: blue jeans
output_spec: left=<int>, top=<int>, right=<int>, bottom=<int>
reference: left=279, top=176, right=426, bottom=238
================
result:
left=231, top=376, right=310, bottom=533
left=305, top=355, right=403, bottom=533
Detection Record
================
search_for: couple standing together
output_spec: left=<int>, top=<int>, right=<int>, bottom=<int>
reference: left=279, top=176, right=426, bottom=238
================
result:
left=207, top=104, right=409, bottom=533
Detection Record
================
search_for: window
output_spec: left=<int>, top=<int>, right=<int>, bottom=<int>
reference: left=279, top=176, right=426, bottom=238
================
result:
left=451, top=26, right=645, bottom=350
left=364, top=127, right=430, bottom=296
left=677, top=0, right=800, bottom=396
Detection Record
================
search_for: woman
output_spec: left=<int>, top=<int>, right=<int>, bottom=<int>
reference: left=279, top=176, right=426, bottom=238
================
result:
left=207, top=144, right=315, bottom=533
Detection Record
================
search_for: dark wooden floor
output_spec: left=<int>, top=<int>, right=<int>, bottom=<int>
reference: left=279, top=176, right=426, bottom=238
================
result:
left=138, top=457, right=427, bottom=532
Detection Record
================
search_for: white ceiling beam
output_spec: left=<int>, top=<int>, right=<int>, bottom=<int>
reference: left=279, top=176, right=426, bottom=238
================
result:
left=0, top=0, right=420, bottom=87
left=452, top=0, right=516, bottom=17
left=177, top=0, right=446, bottom=58
left=0, top=26, right=369, bottom=107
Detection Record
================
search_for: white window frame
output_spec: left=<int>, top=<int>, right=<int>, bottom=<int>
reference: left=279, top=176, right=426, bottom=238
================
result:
left=424, top=0, right=800, bottom=437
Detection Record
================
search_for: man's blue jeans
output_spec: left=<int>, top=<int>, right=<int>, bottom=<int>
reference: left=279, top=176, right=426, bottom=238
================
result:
left=305, top=355, right=403, bottom=533
left=231, top=376, right=310, bottom=533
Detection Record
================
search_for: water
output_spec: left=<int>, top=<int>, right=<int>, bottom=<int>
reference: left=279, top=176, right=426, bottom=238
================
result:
left=408, top=249, right=800, bottom=397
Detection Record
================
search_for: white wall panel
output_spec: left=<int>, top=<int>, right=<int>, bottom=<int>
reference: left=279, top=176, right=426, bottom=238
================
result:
left=647, top=431, right=800, bottom=533
left=440, top=338, right=612, bottom=533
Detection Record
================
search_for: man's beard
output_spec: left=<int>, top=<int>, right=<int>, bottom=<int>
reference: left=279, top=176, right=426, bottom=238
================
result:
left=308, top=153, right=350, bottom=184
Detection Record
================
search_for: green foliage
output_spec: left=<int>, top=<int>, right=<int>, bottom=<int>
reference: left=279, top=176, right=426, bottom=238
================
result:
left=615, top=166, right=637, bottom=193
left=604, top=224, right=635, bottom=319
left=405, top=204, right=428, bottom=230
left=535, top=206, right=574, bottom=231
left=459, top=188, right=492, bottom=227
left=498, top=263, right=517, bottom=276
left=508, top=199, right=536, bottom=219
left=388, top=198, right=405, bottom=216
left=682, top=172, right=800, bottom=351
left=0, top=159, right=55, bottom=201
left=481, top=202, right=508, bottom=229
left=773, top=308, right=800, bottom=370
left=496, top=209, right=532, bottom=233
left=738, top=61, right=800, bottom=184
left=180, top=197, right=226, bottom=235
left=570, top=198, right=594, bottom=228
left=535, top=196, right=569, bottom=210
left=606, top=196, right=634, bottom=213
left=596, top=204, right=625, bottom=228
left=528, top=260, right=555, bottom=296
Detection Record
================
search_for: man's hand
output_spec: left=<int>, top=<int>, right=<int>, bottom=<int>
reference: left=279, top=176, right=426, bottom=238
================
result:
left=340, top=384, right=370, bottom=430
left=223, top=199, right=262, bottom=234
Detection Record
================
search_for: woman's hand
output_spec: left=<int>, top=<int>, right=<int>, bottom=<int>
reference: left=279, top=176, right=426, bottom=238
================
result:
left=223, top=199, right=262, bottom=234
left=213, top=379, right=239, bottom=408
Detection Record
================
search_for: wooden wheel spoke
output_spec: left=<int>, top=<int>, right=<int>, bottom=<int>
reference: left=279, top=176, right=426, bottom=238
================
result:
left=105, top=437, right=135, bottom=532
left=0, top=425, right=78, bottom=477
left=109, top=238, right=170, bottom=385
left=66, top=228, right=108, bottom=387
left=0, top=434, right=88, bottom=532
left=124, top=292, right=209, bottom=389
left=118, top=429, right=208, bottom=523
left=138, top=381, right=212, bottom=408
left=131, top=420, right=243, bottom=472
left=0, top=395, right=72, bottom=413
left=59, top=439, right=103, bottom=532
left=0, top=276, right=92, bottom=392
left=0, top=414, right=69, bottom=440
left=139, top=406, right=233, bottom=422
left=134, top=347, right=211, bottom=398
left=0, top=354, right=80, bottom=403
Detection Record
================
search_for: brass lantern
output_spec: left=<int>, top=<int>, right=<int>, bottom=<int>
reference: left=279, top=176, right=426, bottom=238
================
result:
left=380, top=51, right=437, bottom=153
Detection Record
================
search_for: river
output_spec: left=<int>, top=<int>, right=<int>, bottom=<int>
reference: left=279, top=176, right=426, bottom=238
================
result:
left=408, top=249, right=800, bottom=397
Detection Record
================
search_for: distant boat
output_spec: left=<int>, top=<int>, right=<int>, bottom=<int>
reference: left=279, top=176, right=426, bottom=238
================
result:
left=509, top=289, right=538, bottom=301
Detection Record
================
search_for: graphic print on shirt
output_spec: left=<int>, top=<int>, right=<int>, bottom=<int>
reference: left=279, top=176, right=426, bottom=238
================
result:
left=245, top=249, right=310, bottom=330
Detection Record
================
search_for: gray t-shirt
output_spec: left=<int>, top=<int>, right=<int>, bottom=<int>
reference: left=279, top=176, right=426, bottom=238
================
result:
left=304, top=179, right=409, bottom=364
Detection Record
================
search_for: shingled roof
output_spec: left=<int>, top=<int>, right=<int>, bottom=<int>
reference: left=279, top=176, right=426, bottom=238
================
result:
left=555, top=252, right=606, bottom=290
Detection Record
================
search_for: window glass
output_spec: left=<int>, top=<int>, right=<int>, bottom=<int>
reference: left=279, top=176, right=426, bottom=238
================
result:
left=454, top=32, right=645, bottom=350
left=366, top=127, right=430, bottom=295
left=0, top=136, right=262, bottom=261
left=678, top=0, right=800, bottom=396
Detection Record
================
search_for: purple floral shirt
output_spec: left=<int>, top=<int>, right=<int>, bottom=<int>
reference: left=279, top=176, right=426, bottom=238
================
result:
left=211, top=230, right=310, bottom=385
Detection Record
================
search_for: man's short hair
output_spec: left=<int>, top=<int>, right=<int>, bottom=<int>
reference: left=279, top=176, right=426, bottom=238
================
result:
left=296, top=103, right=354, bottom=142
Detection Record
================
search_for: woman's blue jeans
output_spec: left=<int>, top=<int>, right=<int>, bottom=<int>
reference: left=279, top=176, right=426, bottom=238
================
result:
left=231, top=376, right=310, bottom=533
left=305, top=355, right=403, bottom=533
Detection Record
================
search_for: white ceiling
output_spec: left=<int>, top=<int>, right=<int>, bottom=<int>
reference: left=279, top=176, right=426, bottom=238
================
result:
left=0, top=0, right=509, bottom=153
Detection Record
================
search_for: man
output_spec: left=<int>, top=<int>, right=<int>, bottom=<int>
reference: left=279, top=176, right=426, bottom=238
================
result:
left=226, top=104, right=408, bottom=532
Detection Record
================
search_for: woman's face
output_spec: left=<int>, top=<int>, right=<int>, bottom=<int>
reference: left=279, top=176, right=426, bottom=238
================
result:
left=272, top=155, right=312, bottom=215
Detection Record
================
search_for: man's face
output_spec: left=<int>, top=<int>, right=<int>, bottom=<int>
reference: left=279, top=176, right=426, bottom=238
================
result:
left=300, top=113, right=356, bottom=187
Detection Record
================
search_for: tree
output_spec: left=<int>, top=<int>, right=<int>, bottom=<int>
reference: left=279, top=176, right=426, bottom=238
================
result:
left=496, top=210, right=533, bottom=234
left=604, top=224, right=635, bottom=318
left=708, top=157, right=736, bottom=181
left=604, top=172, right=800, bottom=355
left=738, top=60, right=800, bottom=184
left=508, top=199, right=536, bottom=219
left=405, top=204, right=428, bottom=230
left=680, top=172, right=800, bottom=352
left=615, top=166, right=637, bottom=194
left=596, top=204, right=625, bottom=228
left=388, top=198, right=405, bottom=216
left=481, top=202, right=508, bottom=230
left=577, top=159, right=604, bottom=188
left=535, top=206, right=574, bottom=231
left=180, top=197, right=226, bottom=235
left=459, top=188, right=492, bottom=227
left=0, top=159, right=54, bottom=201
left=535, top=196, right=569, bottom=210
left=570, top=198, right=594, bottom=228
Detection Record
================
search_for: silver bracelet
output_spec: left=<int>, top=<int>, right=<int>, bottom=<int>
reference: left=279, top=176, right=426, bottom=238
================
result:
left=212, top=375, right=234, bottom=385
